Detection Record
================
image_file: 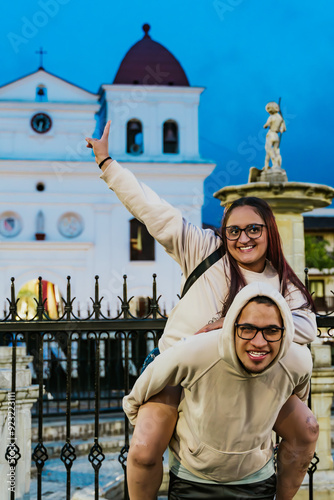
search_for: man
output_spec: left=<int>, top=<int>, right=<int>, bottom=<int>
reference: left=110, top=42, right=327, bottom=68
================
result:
left=123, top=282, right=313, bottom=499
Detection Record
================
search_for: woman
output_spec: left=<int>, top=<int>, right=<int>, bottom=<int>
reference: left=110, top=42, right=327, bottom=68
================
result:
left=86, top=122, right=319, bottom=500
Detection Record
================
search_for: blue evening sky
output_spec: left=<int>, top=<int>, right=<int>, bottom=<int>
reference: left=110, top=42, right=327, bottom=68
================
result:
left=1, top=0, right=333, bottom=227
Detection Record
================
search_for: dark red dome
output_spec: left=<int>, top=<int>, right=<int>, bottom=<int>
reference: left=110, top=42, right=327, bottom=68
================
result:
left=113, top=24, right=189, bottom=86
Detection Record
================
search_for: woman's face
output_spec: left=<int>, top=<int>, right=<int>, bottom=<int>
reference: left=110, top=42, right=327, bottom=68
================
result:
left=225, top=205, right=268, bottom=273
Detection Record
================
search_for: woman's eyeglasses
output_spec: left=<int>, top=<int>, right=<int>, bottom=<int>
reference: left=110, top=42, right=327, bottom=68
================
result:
left=224, top=224, right=266, bottom=241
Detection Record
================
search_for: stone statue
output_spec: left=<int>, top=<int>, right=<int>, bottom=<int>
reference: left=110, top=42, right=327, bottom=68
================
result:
left=263, top=101, right=286, bottom=170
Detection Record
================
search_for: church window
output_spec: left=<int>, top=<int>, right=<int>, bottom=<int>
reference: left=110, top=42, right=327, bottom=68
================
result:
left=163, top=120, right=178, bottom=154
left=127, top=119, right=143, bottom=155
left=130, top=219, right=155, bottom=261
left=36, top=84, right=47, bottom=101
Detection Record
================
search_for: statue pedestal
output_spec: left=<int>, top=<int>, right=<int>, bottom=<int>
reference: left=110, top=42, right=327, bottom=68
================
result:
left=0, top=347, right=39, bottom=500
left=214, top=176, right=334, bottom=281
left=249, top=166, right=288, bottom=184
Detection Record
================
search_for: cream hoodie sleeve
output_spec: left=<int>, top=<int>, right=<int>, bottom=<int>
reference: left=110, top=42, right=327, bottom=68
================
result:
left=284, top=283, right=317, bottom=344
left=100, top=161, right=220, bottom=278
left=284, top=344, right=313, bottom=402
left=291, top=309, right=317, bottom=344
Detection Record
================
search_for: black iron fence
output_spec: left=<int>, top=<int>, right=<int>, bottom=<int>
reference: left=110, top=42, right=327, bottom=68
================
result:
left=0, top=272, right=333, bottom=500
left=313, top=295, right=334, bottom=314
left=1, top=274, right=167, bottom=500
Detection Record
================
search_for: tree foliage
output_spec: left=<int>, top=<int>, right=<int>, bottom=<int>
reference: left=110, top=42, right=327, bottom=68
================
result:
left=304, top=235, right=334, bottom=271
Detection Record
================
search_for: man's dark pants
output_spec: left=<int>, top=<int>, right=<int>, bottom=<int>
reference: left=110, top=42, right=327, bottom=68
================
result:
left=168, top=471, right=276, bottom=499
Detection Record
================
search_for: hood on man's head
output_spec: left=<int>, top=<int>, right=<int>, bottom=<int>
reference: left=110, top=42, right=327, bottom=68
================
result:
left=218, top=282, right=294, bottom=374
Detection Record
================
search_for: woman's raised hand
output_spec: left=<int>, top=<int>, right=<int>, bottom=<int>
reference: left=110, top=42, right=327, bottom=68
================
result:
left=85, top=120, right=112, bottom=170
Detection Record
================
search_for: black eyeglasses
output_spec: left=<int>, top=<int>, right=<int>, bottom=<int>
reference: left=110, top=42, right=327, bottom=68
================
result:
left=235, top=323, right=285, bottom=342
left=224, top=224, right=266, bottom=241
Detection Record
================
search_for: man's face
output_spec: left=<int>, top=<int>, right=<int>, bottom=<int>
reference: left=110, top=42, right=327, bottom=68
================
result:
left=234, top=301, right=283, bottom=373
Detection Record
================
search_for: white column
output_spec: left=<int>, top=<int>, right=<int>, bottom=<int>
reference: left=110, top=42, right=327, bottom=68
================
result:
left=0, top=346, right=38, bottom=500
left=274, top=212, right=306, bottom=282
left=311, top=341, right=334, bottom=471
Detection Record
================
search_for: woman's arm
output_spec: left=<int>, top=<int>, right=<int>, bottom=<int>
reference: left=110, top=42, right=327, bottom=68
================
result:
left=291, top=309, right=317, bottom=344
left=86, top=122, right=219, bottom=275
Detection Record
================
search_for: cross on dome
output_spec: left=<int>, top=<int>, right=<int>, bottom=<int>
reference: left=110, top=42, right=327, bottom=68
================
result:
left=142, top=23, right=151, bottom=38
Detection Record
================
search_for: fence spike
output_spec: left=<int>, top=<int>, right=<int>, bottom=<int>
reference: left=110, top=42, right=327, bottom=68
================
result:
left=37, top=276, right=44, bottom=320
left=151, top=274, right=159, bottom=319
left=304, top=267, right=309, bottom=291
left=94, top=275, right=101, bottom=319
left=65, top=276, right=72, bottom=320
left=122, top=275, right=129, bottom=319
left=10, top=277, right=17, bottom=320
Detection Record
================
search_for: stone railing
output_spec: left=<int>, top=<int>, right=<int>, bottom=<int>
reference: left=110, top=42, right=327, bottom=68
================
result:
left=0, top=347, right=38, bottom=500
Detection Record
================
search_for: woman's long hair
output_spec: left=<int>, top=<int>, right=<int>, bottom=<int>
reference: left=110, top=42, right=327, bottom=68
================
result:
left=219, top=197, right=315, bottom=316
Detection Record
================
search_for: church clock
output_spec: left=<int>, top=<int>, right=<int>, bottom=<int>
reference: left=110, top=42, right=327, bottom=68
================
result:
left=31, top=113, right=52, bottom=134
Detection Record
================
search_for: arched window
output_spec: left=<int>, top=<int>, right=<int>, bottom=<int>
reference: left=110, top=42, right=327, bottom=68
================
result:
left=163, top=120, right=178, bottom=154
left=130, top=219, right=155, bottom=261
left=36, top=84, right=47, bottom=101
left=127, top=119, right=143, bottom=155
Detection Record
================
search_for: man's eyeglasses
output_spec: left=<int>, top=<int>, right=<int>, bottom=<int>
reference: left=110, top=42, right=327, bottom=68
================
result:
left=224, top=224, right=266, bottom=241
left=235, top=323, right=285, bottom=342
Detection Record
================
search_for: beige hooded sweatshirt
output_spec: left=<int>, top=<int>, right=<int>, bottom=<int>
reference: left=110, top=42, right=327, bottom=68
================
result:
left=123, top=282, right=312, bottom=483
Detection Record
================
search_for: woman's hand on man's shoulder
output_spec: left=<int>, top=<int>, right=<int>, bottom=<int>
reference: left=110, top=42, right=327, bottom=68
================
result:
left=195, top=317, right=224, bottom=335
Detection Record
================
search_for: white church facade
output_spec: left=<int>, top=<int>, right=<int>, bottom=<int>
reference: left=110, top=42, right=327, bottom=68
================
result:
left=0, top=25, right=215, bottom=315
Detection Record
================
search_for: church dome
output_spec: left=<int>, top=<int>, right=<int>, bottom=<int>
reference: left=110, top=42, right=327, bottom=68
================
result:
left=113, top=24, right=189, bottom=86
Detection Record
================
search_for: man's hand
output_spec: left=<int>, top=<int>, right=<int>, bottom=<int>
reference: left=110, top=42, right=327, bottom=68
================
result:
left=195, top=317, right=224, bottom=335
left=85, top=120, right=112, bottom=170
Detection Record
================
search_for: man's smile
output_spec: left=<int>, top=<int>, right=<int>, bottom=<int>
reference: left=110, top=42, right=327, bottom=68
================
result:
left=247, top=350, right=269, bottom=361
